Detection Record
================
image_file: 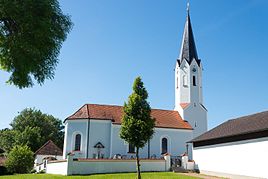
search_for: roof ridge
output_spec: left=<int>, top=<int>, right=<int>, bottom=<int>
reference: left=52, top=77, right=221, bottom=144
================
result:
left=86, top=103, right=123, bottom=107
left=228, top=110, right=268, bottom=121
left=86, top=103, right=176, bottom=112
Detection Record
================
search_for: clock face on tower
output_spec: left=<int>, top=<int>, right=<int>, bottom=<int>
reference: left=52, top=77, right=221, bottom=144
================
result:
left=192, top=67, right=197, bottom=72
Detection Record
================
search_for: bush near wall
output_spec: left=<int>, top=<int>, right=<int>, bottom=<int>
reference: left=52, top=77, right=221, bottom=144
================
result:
left=5, top=145, right=34, bottom=174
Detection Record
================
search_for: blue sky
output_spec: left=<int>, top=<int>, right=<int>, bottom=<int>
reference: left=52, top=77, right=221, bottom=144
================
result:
left=1, top=0, right=268, bottom=130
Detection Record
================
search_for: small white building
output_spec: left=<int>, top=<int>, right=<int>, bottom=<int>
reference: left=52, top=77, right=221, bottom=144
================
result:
left=192, top=111, right=268, bottom=179
left=62, top=8, right=207, bottom=163
left=34, top=140, right=63, bottom=167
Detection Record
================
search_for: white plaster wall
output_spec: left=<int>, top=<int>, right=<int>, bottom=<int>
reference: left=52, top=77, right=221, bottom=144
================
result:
left=35, top=155, right=63, bottom=165
left=71, top=160, right=167, bottom=175
left=63, top=120, right=88, bottom=159
left=193, top=137, right=268, bottom=179
left=46, top=161, right=68, bottom=175
left=150, top=127, right=193, bottom=158
left=174, top=60, right=207, bottom=139
left=110, top=125, right=149, bottom=158
left=87, top=119, right=111, bottom=159
left=64, top=120, right=193, bottom=160
left=183, top=104, right=207, bottom=138
left=175, top=61, right=190, bottom=108
left=175, top=59, right=203, bottom=109
left=111, top=124, right=192, bottom=158
left=189, top=60, right=201, bottom=104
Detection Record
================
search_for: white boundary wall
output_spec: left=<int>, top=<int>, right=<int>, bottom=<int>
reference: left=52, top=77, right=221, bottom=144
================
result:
left=46, top=155, right=170, bottom=175
left=46, top=161, right=68, bottom=175
left=193, top=137, right=268, bottom=179
left=71, top=159, right=166, bottom=175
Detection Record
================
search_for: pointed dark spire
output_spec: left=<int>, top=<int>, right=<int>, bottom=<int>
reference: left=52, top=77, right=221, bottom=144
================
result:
left=179, top=3, right=199, bottom=65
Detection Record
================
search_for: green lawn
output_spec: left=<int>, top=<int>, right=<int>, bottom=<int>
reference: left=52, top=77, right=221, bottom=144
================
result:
left=0, top=172, right=201, bottom=179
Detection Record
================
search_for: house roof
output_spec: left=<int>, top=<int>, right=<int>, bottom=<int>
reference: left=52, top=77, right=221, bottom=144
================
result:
left=191, top=110, right=268, bottom=146
left=66, top=104, right=192, bottom=130
left=35, top=140, right=63, bottom=156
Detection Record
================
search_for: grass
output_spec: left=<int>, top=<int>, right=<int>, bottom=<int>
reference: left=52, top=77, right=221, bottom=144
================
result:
left=0, top=172, right=201, bottom=179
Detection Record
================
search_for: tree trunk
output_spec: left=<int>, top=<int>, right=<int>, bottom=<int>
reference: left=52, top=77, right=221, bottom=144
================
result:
left=136, top=147, right=141, bottom=179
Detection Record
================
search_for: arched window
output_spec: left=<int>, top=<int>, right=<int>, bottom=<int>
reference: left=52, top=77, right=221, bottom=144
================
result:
left=74, top=134, right=81, bottom=151
left=161, top=138, right=168, bottom=154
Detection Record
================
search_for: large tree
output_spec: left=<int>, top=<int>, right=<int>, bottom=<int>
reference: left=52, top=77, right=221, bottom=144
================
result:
left=0, top=0, right=72, bottom=88
left=0, top=128, right=16, bottom=153
left=0, top=108, right=64, bottom=153
left=10, top=108, right=64, bottom=152
left=120, top=77, right=155, bottom=179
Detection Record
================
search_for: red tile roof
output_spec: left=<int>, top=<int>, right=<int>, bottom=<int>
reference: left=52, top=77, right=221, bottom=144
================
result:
left=35, top=140, right=63, bottom=156
left=66, top=104, right=192, bottom=130
left=180, top=103, right=190, bottom=109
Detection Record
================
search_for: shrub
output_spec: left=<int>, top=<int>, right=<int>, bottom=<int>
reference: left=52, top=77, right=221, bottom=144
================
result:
left=5, top=145, right=34, bottom=174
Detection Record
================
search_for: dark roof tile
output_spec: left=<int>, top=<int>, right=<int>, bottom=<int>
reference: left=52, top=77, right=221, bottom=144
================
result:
left=192, top=110, right=268, bottom=143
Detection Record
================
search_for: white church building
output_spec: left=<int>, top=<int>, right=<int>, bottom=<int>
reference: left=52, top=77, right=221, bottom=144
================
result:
left=62, top=8, right=207, bottom=162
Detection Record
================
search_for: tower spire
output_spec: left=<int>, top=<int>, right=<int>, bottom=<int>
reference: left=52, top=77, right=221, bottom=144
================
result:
left=179, top=2, right=199, bottom=65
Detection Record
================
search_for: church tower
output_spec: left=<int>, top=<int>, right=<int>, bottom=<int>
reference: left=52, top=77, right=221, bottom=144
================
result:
left=175, top=5, right=207, bottom=138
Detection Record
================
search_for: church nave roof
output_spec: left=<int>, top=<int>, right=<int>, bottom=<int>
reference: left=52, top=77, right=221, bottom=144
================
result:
left=66, top=104, right=192, bottom=130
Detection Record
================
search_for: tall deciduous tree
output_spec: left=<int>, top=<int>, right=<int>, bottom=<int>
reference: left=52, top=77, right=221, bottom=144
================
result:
left=0, top=108, right=64, bottom=153
left=0, top=0, right=73, bottom=88
left=10, top=108, right=64, bottom=152
left=0, top=128, right=16, bottom=153
left=120, top=77, right=155, bottom=179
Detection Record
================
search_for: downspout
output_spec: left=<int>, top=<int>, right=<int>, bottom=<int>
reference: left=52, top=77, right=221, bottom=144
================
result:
left=86, top=118, right=90, bottom=158
left=86, top=105, right=91, bottom=158
left=148, top=139, right=150, bottom=159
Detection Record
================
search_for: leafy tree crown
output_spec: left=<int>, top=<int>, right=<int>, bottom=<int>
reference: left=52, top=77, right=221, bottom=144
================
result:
left=0, top=108, right=64, bottom=153
left=120, top=77, right=155, bottom=149
left=0, top=0, right=73, bottom=88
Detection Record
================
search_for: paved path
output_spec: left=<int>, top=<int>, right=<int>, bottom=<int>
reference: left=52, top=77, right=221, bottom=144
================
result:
left=178, top=172, right=229, bottom=179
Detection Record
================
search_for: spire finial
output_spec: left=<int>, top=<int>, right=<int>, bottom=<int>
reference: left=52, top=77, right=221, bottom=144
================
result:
left=187, top=1, right=190, bottom=13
